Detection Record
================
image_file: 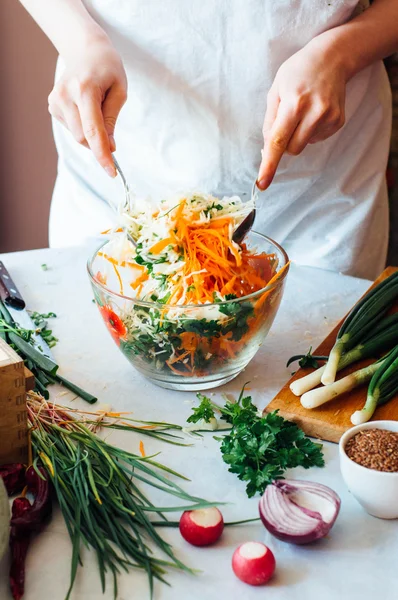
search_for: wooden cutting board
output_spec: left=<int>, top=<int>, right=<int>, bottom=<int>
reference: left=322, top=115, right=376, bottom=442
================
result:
left=264, top=267, right=398, bottom=444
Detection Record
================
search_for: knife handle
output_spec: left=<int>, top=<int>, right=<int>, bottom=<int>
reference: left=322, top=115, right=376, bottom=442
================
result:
left=0, top=262, right=26, bottom=310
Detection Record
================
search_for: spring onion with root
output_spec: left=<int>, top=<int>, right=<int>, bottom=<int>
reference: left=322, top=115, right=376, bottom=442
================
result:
left=290, top=312, right=398, bottom=397
left=321, top=271, right=398, bottom=385
left=27, top=393, right=218, bottom=599
left=300, top=357, right=386, bottom=409
left=351, top=345, right=398, bottom=424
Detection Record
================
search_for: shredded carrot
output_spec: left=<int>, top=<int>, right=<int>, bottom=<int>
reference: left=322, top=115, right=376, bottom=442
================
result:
left=149, top=236, right=175, bottom=255
left=130, top=272, right=149, bottom=290
left=159, top=213, right=277, bottom=306
left=101, top=227, right=123, bottom=235
left=139, top=440, right=146, bottom=457
left=127, top=262, right=146, bottom=271
left=98, top=252, right=127, bottom=267
left=95, top=271, right=107, bottom=285
left=254, top=261, right=290, bottom=310
left=113, top=263, right=124, bottom=295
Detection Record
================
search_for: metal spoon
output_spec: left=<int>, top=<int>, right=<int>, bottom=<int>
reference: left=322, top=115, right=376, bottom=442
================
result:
left=232, top=180, right=258, bottom=245
left=111, top=155, right=136, bottom=246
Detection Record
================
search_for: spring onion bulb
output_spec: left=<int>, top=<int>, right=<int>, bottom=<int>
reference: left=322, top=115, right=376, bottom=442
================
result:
left=351, top=345, right=398, bottom=424
left=321, top=272, right=398, bottom=385
left=291, top=312, right=398, bottom=397
left=301, top=359, right=385, bottom=409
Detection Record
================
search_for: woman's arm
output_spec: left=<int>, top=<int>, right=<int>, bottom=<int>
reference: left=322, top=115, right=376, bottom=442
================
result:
left=19, top=0, right=127, bottom=176
left=258, top=0, right=398, bottom=190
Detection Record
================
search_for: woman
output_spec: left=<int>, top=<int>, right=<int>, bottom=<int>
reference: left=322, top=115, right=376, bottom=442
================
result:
left=20, top=0, right=397, bottom=279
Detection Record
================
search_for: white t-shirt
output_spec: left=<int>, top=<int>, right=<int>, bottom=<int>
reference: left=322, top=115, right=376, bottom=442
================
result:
left=50, top=0, right=391, bottom=279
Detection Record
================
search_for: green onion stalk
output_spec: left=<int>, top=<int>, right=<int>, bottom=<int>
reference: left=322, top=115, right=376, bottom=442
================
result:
left=27, top=393, right=218, bottom=599
left=321, top=271, right=398, bottom=385
left=0, top=300, right=97, bottom=403
left=291, top=312, right=398, bottom=397
left=300, top=357, right=386, bottom=409
left=351, top=344, right=398, bottom=425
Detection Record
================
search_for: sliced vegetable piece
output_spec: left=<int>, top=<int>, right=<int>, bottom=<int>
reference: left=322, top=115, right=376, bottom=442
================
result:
left=259, top=479, right=340, bottom=544
left=179, top=507, right=224, bottom=546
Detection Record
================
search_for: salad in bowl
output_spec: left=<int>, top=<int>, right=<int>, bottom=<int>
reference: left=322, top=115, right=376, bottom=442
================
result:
left=88, top=192, right=289, bottom=390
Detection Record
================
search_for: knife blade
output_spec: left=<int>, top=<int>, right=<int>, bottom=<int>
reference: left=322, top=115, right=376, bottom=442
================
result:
left=0, top=261, right=55, bottom=360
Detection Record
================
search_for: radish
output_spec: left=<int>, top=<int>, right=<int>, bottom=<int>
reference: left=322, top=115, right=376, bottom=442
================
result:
left=179, top=507, right=224, bottom=546
left=232, top=542, right=275, bottom=586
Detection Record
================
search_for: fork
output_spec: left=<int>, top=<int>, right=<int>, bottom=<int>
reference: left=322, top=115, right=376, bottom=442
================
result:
left=232, top=180, right=258, bottom=245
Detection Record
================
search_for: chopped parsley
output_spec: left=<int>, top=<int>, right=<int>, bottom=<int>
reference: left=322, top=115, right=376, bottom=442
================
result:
left=187, top=386, right=325, bottom=497
left=187, top=394, right=216, bottom=424
left=203, top=202, right=223, bottom=217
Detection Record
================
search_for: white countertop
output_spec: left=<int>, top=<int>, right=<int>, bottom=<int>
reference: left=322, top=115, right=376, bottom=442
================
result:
left=0, top=246, right=397, bottom=600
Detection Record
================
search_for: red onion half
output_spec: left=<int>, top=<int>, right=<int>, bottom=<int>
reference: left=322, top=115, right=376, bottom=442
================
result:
left=259, top=479, right=341, bottom=545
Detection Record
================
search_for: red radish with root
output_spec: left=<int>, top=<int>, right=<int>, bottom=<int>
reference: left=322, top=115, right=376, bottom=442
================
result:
left=232, top=542, right=276, bottom=585
left=179, top=507, right=224, bottom=546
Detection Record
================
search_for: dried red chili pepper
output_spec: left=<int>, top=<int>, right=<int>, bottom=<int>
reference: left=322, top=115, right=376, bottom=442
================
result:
left=11, top=467, right=52, bottom=531
left=0, top=464, right=26, bottom=496
left=9, top=497, right=32, bottom=600
left=9, top=467, right=52, bottom=599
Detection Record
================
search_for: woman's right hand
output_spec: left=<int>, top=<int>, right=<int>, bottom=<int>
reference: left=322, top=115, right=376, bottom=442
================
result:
left=48, top=34, right=127, bottom=177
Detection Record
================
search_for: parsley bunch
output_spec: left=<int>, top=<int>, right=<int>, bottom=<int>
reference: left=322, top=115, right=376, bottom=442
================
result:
left=187, top=387, right=325, bottom=498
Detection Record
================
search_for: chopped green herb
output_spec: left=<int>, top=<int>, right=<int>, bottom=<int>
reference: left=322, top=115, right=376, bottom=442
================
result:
left=186, top=394, right=216, bottom=424
left=203, top=203, right=223, bottom=217
left=286, top=347, right=329, bottom=370
left=188, top=386, right=325, bottom=497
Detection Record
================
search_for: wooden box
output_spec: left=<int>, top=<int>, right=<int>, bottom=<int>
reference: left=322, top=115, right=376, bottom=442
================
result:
left=0, top=337, right=28, bottom=465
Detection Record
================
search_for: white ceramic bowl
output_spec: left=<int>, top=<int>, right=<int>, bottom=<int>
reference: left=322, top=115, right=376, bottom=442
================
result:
left=339, top=420, right=398, bottom=519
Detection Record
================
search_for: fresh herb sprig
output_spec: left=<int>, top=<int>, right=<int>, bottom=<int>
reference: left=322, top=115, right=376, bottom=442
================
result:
left=286, top=346, right=329, bottom=371
left=187, top=386, right=325, bottom=497
left=186, top=394, right=217, bottom=424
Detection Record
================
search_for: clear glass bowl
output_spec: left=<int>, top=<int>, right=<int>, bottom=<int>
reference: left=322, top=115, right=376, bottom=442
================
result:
left=87, top=232, right=289, bottom=391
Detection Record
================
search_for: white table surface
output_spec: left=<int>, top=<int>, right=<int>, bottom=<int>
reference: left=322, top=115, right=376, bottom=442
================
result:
left=0, top=246, right=397, bottom=600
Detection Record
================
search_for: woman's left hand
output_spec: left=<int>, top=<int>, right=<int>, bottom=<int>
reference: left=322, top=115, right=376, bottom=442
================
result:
left=257, top=37, right=347, bottom=190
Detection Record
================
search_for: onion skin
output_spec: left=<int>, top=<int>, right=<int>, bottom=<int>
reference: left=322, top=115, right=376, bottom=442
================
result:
left=259, top=479, right=341, bottom=545
left=179, top=508, right=224, bottom=546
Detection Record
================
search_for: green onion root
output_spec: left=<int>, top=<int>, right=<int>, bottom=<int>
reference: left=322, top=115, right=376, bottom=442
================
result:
left=301, top=361, right=383, bottom=409
left=291, top=346, right=363, bottom=397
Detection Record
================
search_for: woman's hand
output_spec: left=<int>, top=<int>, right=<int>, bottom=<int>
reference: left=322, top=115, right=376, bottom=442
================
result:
left=48, top=34, right=127, bottom=177
left=257, top=37, right=347, bottom=190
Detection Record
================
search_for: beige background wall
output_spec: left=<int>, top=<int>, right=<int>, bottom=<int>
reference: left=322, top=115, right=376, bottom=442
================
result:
left=0, top=0, right=57, bottom=253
